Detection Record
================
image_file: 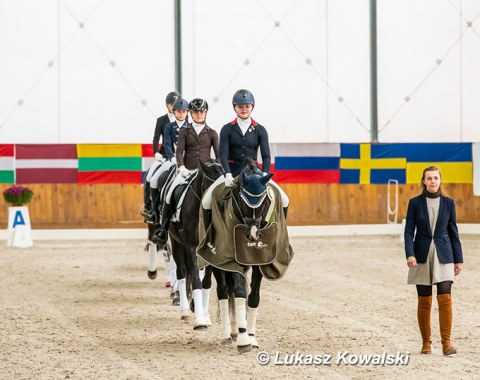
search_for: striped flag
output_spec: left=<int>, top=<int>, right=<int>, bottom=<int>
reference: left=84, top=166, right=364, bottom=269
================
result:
left=141, top=144, right=155, bottom=183
left=401, top=143, right=472, bottom=184
left=270, top=143, right=340, bottom=184
left=77, top=144, right=143, bottom=184
left=15, top=144, right=78, bottom=184
left=0, top=144, right=15, bottom=183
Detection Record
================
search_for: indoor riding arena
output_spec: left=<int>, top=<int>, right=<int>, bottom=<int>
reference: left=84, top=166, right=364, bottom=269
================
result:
left=2, top=1, right=480, bottom=379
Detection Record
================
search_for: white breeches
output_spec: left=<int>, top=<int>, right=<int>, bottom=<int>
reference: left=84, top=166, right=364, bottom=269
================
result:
left=149, top=160, right=174, bottom=189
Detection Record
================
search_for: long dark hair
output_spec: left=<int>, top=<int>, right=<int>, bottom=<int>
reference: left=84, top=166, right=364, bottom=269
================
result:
left=420, top=165, right=443, bottom=195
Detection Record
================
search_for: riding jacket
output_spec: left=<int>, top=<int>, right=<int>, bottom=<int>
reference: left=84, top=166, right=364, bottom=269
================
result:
left=176, top=124, right=219, bottom=170
left=404, top=194, right=463, bottom=264
left=219, top=118, right=271, bottom=176
left=152, top=113, right=171, bottom=157
left=164, top=120, right=188, bottom=160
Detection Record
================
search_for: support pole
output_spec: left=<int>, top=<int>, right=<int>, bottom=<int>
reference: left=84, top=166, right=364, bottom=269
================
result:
left=370, top=0, right=378, bottom=143
left=174, top=0, right=182, bottom=94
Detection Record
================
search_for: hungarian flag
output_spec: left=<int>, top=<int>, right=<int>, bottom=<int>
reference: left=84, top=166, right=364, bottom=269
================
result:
left=15, top=144, right=78, bottom=184
left=0, top=144, right=15, bottom=183
left=77, top=144, right=143, bottom=184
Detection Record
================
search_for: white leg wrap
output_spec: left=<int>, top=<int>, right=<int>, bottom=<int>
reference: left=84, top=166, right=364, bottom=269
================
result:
left=247, top=307, right=259, bottom=348
left=193, top=289, right=207, bottom=328
left=169, top=259, right=177, bottom=287
left=147, top=241, right=157, bottom=272
left=219, top=299, right=231, bottom=340
left=202, top=288, right=212, bottom=326
left=178, top=278, right=189, bottom=310
left=235, top=298, right=250, bottom=348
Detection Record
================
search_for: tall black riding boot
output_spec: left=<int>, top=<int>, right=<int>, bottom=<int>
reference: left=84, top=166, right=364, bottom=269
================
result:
left=152, top=202, right=171, bottom=245
left=145, top=188, right=160, bottom=224
left=141, top=181, right=151, bottom=217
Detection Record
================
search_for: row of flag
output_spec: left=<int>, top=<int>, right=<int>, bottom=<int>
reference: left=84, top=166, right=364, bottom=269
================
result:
left=0, top=143, right=475, bottom=185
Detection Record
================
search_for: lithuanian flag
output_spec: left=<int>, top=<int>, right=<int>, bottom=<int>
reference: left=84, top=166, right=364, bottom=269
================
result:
left=77, top=144, right=142, bottom=184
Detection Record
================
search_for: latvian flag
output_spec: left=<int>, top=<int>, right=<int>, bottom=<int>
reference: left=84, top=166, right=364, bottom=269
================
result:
left=0, top=144, right=15, bottom=183
left=15, top=144, right=78, bottom=184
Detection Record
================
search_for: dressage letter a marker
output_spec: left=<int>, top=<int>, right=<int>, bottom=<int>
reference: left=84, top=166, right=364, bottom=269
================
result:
left=13, top=211, right=26, bottom=228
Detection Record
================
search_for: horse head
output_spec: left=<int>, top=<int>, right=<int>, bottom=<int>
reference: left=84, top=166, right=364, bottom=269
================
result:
left=200, top=158, right=225, bottom=192
left=236, top=163, right=274, bottom=242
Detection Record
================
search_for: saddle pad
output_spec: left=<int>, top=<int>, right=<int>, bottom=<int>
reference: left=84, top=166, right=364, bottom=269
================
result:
left=172, top=170, right=199, bottom=221
left=233, top=222, right=278, bottom=266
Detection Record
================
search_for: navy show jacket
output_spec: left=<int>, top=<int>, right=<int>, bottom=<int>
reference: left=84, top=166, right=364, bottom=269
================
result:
left=163, top=120, right=188, bottom=160
left=219, top=118, right=271, bottom=176
left=152, top=113, right=171, bottom=156
left=404, top=194, right=463, bottom=264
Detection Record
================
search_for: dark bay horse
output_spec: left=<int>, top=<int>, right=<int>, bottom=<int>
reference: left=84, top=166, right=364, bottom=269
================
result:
left=197, top=158, right=294, bottom=352
left=167, top=159, right=224, bottom=329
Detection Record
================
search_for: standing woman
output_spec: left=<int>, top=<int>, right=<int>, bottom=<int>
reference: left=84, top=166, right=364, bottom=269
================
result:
left=404, top=165, right=463, bottom=356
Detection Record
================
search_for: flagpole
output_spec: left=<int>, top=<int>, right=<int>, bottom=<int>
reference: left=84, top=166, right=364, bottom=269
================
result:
left=370, top=0, right=378, bottom=143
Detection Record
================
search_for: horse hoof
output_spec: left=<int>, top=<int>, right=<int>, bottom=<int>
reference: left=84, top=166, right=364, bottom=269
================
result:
left=193, top=324, right=208, bottom=331
left=230, top=333, right=238, bottom=341
left=181, top=315, right=192, bottom=322
left=250, top=336, right=259, bottom=349
left=221, top=337, right=233, bottom=345
left=237, top=344, right=252, bottom=354
left=147, top=270, right=157, bottom=280
left=172, top=292, right=180, bottom=306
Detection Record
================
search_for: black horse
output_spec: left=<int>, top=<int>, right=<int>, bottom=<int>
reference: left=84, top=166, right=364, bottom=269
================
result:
left=197, top=158, right=294, bottom=352
left=165, top=158, right=225, bottom=329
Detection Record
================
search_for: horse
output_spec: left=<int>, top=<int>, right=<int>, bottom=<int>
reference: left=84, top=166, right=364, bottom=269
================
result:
left=145, top=165, right=179, bottom=302
left=166, top=158, right=225, bottom=329
left=197, top=158, right=294, bottom=352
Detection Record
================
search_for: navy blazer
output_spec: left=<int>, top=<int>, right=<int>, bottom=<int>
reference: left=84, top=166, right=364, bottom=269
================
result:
left=219, top=118, right=271, bottom=176
left=152, top=113, right=170, bottom=156
left=163, top=120, right=188, bottom=160
left=404, top=194, right=463, bottom=264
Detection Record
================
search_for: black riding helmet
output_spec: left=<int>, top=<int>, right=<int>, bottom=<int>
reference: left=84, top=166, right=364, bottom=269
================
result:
left=189, top=98, right=209, bottom=112
left=166, top=91, right=180, bottom=105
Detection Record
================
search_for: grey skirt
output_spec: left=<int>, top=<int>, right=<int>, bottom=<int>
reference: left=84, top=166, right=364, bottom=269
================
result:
left=408, top=241, right=454, bottom=285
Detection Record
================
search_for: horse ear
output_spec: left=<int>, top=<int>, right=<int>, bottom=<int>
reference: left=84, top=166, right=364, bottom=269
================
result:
left=241, top=170, right=248, bottom=183
left=260, top=172, right=273, bottom=185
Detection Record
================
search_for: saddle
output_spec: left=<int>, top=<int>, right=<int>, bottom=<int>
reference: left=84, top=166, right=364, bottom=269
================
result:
left=157, top=165, right=176, bottom=213
left=170, top=171, right=199, bottom=222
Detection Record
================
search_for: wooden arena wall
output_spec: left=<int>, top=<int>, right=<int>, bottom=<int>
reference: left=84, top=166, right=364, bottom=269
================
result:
left=1, top=183, right=479, bottom=229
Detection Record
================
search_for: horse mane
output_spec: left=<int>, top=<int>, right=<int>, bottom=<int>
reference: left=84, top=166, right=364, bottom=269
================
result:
left=243, top=157, right=260, bottom=175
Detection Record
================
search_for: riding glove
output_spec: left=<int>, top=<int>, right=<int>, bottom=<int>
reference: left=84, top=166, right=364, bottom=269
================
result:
left=154, top=152, right=162, bottom=161
left=225, top=173, right=235, bottom=187
left=178, top=165, right=190, bottom=178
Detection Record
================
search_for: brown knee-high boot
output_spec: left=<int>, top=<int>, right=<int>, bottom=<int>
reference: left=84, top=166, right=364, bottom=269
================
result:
left=437, top=293, right=457, bottom=356
left=418, top=296, right=432, bottom=354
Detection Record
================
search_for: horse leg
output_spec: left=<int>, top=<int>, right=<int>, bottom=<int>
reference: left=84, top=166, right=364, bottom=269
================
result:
left=146, top=240, right=157, bottom=280
left=186, top=247, right=208, bottom=330
left=229, top=272, right=251, bottom=353
left=201, top=266, right=213, bottom=326
left=171, top=241, right=190, bottom=320
left=212, top=268, right=233, bottom=344
left=247, top=266, right=263, bottom=349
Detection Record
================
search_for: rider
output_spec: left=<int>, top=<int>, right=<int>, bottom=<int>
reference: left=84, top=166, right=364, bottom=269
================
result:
left=142, top=91, right=180, bottom=222
left=202, top=89, right=289, bottom=221
left=145, top=97, right=189, bottom=223
left=152, top=98, right=219, bottom=246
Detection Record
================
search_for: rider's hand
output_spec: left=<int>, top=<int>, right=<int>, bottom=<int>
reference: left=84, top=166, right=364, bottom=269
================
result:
left=225, top=173, right=235, bottom=187
left=154, top=152, right=162, bottom=161
left=169, top=157, right=177, bottom=165
left=178, top=166, right=190, bottom=178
